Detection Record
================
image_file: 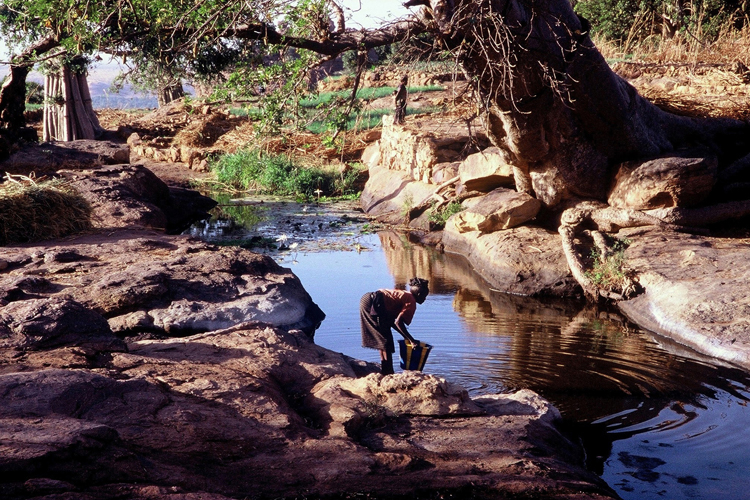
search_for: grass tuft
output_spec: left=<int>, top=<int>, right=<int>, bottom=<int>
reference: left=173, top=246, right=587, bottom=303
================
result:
left=585, top=238, right=632, bottom=292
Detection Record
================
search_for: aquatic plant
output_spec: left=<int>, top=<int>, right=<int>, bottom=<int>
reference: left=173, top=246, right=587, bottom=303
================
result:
left=211, top=148, right=360, bottom=199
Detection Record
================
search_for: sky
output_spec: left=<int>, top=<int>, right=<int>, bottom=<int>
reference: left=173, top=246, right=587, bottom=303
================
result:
left=339, top=0, right=413, bottom=28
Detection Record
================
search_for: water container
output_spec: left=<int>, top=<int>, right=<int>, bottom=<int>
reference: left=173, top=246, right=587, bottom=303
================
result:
left=398, top=339, right=432, bottom=371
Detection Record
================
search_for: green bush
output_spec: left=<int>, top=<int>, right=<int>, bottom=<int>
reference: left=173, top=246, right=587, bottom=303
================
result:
left=26, top=81, right=44, bottom=104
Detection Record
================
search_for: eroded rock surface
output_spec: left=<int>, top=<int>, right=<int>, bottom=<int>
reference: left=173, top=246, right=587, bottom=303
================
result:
left=608, top=151, right=718, bottom=209
left=0, top=231, right=325, bottom=338
left=0, top=323, right=616, bottom=500
left=0, top=140, right=130, bottom=176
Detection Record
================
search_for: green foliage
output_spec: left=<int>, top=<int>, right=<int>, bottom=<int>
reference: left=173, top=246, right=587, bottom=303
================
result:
left=25, top=81, right=43, bottom=104
left=427, top=201, right=464, bottom=230
left=302, top=86, right=444, bottom=134
left=400, top=194, right=414, bottom=219
left=585, top=237, right=632, bottom=290
left=300, top=85, right=443, bottom=107
left=211, top=148, right=359, bottom=199
left=575, top=0, right=749, bottom=43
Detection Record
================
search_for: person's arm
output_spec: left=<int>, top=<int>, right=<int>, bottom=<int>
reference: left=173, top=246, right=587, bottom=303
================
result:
left=393, top=312, right=416, bottom=343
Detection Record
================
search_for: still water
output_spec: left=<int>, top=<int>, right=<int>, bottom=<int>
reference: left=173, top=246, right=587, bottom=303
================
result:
left=274, top=230, right=750, bottom=500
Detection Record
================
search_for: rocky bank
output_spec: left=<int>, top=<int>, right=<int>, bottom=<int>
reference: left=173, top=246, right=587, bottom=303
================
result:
left=0, top=143, right=617, bottom=499
left=361, top=115, right=750, bottom=372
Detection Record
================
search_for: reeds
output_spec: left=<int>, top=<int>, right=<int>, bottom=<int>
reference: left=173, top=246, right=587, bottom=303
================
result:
left=0, top=176, right=92, bottom=245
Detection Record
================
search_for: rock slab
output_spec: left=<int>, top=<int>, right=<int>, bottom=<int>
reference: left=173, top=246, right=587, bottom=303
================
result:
left=618, top=227, right=750, bottom=370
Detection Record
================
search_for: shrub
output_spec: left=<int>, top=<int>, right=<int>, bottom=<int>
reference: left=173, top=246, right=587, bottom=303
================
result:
left=575, top=0, right=749, bottom=44
left=211, top=148, right=357, bottom=199
left=585, top=237, right=632, bottom=292
left=427, top=201, right=464, bottom=230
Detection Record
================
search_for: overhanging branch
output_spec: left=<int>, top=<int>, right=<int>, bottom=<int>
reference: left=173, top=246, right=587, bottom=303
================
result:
left=228, top=19, right=427, bottom=56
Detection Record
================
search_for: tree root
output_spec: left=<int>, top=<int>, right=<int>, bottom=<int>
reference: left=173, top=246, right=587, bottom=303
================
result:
left=558, top=224, right=633, bottom=302
left=558, top=203, right=658, bottom=302
left=646, top=200, right=750, bottom=227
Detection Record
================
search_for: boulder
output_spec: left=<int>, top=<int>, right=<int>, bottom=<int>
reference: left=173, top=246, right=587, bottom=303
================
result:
left=452, top=187, right=541, bottom=233
left=0, top=140, right=130, bottom=176
left=361, top=140, right=381, bottom=168
left=360, top=164, right=436, bottom=224
left=59, top=164, right=215, bottom=231
left=431, top=161, right=460, bottom=184
left=458, top=147, right=515, bottom=192
left=608, top=152, right=718, bottom=209
left=59, top=164, right=171, bottom=229
left=442, top=221, right=579, bottom=297
left=0, top=298, right=126, bottom=352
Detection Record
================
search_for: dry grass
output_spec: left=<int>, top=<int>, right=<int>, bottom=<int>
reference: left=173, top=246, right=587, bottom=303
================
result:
left=0, top=177, right=92, bottom=245
left=594, top=24, right=750, bottom=121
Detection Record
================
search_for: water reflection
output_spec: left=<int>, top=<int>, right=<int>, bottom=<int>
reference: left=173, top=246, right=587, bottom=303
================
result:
left=297, top=230, right=750, bottom=500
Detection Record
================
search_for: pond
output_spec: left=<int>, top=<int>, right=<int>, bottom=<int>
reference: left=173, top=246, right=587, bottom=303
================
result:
left=190, top=199, right=750, bottom=500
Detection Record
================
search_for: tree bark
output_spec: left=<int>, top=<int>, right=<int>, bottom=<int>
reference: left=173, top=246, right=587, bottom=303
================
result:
left=426, top=0, right=749, bottom=206
left=0, top=35, right=60, bottom=135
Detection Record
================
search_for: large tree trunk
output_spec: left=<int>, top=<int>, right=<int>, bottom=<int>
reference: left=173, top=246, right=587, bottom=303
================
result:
left=0, top=65, right=32, bottom=137
left=429, top=0, right=748, bottom=206
left=43, top=61, right=104, bottom=142
left=0, top=36, right=59, bottom=137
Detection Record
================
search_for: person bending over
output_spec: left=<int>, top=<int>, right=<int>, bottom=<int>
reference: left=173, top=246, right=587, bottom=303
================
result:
left=360, top=277, right=429, bottom=375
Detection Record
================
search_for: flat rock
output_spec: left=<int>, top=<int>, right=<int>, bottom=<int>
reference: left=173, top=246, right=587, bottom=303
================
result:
left=0, top=230, right=325, bottom=338
left=0, top=297, right=125, bottom=352
left=618, top=227, right=750, bottom=370
left=0, top=325, right=616, bottom=500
